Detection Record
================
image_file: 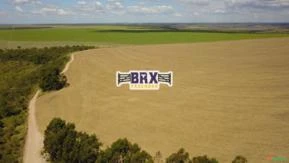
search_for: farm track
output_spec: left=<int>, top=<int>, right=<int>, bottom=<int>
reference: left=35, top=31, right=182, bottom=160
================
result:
left=23, top=90, right=46, bottom=163
left=23, top=54, right=75, bottom=163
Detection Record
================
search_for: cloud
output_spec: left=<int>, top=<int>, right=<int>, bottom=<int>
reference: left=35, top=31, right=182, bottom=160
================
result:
left=106, top=0, right=124, bottom=10
left=95, top=1, right=104, bottom=10
left=3, top=0, right=289, bottom=22
left=76, top=0, right=104, bottom=13
left=57, top=9, right=70, bottom=15
left=214, top=9, right=226, bottom=14
left=77, top=1, right=87, bottom=5
left=178, top=0, right=210, bottom=6
left=10, top=0, right=40, bottom=5
left=226, top=0, right=289, bottom=10
left=174, top=12, right=183, bottom=17
left=32, top=7, right=72, bottom=16
left=105, top=0, right=125, bottom=15
left=15, top=6, right=23, bottom=12
left=127, top=5, right=175, bottom=15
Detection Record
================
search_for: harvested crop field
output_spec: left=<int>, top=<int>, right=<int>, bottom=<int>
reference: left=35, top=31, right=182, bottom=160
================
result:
left=36, top=38, right=289, bottom=163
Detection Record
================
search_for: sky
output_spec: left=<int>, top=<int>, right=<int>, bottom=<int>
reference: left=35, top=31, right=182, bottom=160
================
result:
left=0, top=0, right=289, bottom=24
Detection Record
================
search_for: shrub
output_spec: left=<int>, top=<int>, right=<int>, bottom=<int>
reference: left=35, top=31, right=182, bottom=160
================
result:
left=39, top=68, right=67, bottom=91
left=232, top=155, right=247, bottom=163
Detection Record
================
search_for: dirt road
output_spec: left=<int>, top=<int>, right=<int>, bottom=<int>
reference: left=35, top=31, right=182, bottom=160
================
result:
left=62, top=54, right=74, bottom=74
left=23, top=54, right=75, bottom=163
left=23, top=90, right=47, bottom=163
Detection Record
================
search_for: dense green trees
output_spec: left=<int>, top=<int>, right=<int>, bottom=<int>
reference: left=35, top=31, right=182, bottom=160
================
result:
left=39, top=68, right=67, bottom=91
left=98, top=138, right=153, bottom=163
left=44, top=118, right=101, bottom=163
left=44, top=118, right=153, bottom=163
left=44, top=118, right=248, bottom=163
left=0, top=46, right=91, bottom=65
left=0, top=46, right=94, bottom=162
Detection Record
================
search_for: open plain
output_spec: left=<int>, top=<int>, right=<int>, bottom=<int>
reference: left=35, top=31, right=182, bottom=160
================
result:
left=36, top=38, right=289, bottom=163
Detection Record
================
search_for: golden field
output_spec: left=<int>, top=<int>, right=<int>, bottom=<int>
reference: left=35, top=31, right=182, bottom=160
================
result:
left=36, top=38, right=289, bottom=162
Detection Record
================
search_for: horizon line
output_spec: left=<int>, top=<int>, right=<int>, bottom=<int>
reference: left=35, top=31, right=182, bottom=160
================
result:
left=1, top=22, right=289, bottom=26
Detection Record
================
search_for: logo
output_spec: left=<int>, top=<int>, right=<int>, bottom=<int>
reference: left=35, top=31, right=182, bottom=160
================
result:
left=116, top=70, right=173, bottom=90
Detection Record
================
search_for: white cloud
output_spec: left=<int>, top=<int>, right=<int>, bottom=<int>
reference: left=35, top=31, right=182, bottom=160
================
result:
left=32, top=7, right=72, bottom=16
left=226, top=0, right=289, bottom=10
left=15, top=6, right=23, bottom=12
left=214, top=9, right=226, bottom=14
left=10, top=0, right=40, bottom=5
left=3, top=0, right=289, bottom=22
left=77, top=1, right=87, bottom=5
left=105, top=0, right=125, bottom=15
left=57, top=9, right=69, bottom=15
left=177, top=0, right=289, bottom=12
left=106, top=0, right=124, bottom=10
left=95, top=1, right=103, bottom=9
left=178, top=0, right=210, bottom=6
left=174, top=12, right=183, bottom=17
left=176, top=0, right=224, bottom=17
left=127, top=5, right=175, bottom=15
left=76, top=0, right=104, bottom=13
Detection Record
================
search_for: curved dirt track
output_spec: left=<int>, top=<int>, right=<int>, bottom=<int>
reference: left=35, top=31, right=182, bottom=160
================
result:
left=23, top=90, right=46, bottom=163
left=23, top=54, right=75, bottom=163
left=62, top=54, right=75, bottom=74
left=36, top=38, right=289, bottom=163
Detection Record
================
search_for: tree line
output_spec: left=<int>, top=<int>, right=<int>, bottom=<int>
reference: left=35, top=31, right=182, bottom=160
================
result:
left=44, top=118, right=248, bottom=163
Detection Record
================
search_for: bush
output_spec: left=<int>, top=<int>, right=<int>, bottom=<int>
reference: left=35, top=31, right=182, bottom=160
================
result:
left=39, top=68, right=67, bottom=91
left=232, top=155, right=247, bottom=163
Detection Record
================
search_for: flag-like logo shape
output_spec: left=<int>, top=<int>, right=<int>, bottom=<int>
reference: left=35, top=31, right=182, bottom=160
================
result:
left=116, top=70, right=173, bottom=90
